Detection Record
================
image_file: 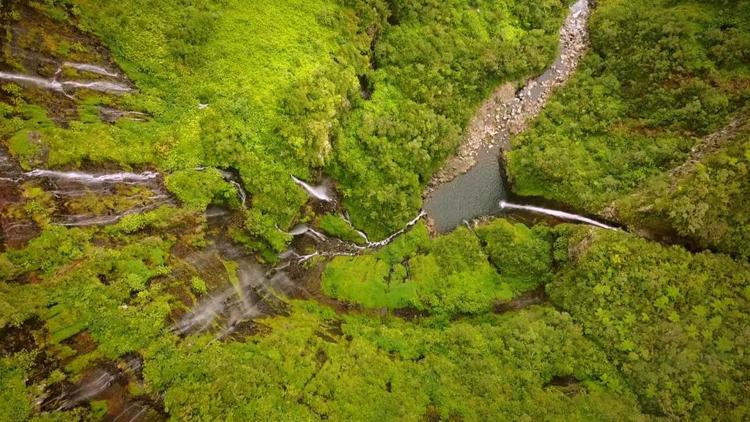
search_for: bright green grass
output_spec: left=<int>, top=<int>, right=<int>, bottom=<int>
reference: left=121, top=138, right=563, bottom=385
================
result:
left=321, top=220, right=554, bottom=315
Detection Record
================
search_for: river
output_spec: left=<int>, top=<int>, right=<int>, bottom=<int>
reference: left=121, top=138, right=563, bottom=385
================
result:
left=424, top=0, right=592, bottom=232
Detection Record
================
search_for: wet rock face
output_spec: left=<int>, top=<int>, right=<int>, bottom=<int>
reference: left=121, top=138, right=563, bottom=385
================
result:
left=0, top=317, right=43, bottom=355
left=39, top=354, right=166, bottom=421
left=0, top=1, right=133, bottom=124
left=0, top=145, right=173, bottom=240
left=0, top=146, right=39, bottom=250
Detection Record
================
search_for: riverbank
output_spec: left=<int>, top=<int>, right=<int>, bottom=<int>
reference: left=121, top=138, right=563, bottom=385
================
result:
left=426, top=0, right=591, bottom=192
left=423, top=0, right=592, bottom=232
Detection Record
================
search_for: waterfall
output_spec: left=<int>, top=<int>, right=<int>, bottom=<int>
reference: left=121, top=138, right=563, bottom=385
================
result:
left=499, top=201, right=616, bottom=230
left=173, top=244, right=286, bottom=336
left=342, top=212, right=370, bottom=243
left=291, top=176, right=332, bottom=202
left=24, top=169, right=159, bottom=184
left=0, top=71, right=64, bottom=92
left=366, top=210, right=427, bottom=248
left=228, top=180, right=247, bottom=206
left=62, top=62, right=119, bottom=78
left=61, top=80, right=131, bottom=93
left=0, top=70, right=131, bottom=95
left=288, top=223, right=327, bottom=241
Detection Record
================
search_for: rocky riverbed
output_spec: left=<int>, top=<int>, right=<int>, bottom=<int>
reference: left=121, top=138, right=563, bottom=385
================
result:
left=427, top=0, right=592, bottom=190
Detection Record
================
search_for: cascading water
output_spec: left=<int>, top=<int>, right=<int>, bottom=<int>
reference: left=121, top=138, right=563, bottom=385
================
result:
left=62, top=62, right=120, bottom=78
left=0, top=147, right=171, bottom=229
left=172, top=240, right=289, bottom=337
left=365, top=210, right=427, bottom=248
left=24, top=169, right=159, bottom=184
left=291, top=176, right=333, bottom=202
left=0, top=70, right=132, bottom=95
left=499, top=201, right=616, bottom=230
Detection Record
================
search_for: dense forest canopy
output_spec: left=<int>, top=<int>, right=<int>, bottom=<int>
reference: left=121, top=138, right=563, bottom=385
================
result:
left=0, top=0, right=748, bottom=420
left=507, top=0, right=750, bottom=255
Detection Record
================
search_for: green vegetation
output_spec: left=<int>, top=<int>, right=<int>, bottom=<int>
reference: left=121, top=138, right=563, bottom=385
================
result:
left=507, top=0, right=750, bottom=247
left=331, top=0, right=572, bottom=238
left=1, top=0, right=573, bottom=246
left=144, top=302, right=645, bottom=421
left=0, top=353, right=33, bottom=421
left=318, top=214, right=366, bottom=245
left=550, top=226, right=750, bottom=419
left=476, top=218, right=553, bottom=291
left=164, top=168, right=238, bottom=210
left=615, top=113, right=750, bottom=258
left=2, top=0, right=750, bottom=420
left=323, top=221, right=553, bottom=314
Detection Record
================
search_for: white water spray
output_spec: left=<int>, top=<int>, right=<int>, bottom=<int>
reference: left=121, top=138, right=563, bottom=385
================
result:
left=366, top=210, right=427, bottom=248
left=228, top=180, right=247, bottom=206
left=24, top=169, right=158, bottom=184
left=62, top=62, right=119, bottom=78
left=0, top=71, right=131, bottom=95
left=0, top=71, right=64, bottom=92
left=499, top=201, right=616, bottom=230
left=291, top=176, right=332, bottom=202
left=287, top=223, right=327, bottom=241
left=62, top=80, right=131, bottom=93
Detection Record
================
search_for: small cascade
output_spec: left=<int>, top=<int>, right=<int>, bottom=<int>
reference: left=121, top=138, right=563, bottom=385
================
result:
left=0, top=70, right=132, bottom=95
left=229, top=180, right=247, bottom=206
left=291, top=176, right=332, bottom=202
left=0, top=151, right=171, bottom=228
left=57, top=196, right=172, bottom=227
left=173, top=242, right=288, bottom=337
left=283, top=210, right=427, bottom=265
left=499, top=201, right=616, bottom=230
left=38, top=354, right=158, bottom=419
left=22, top=167, right=171, bottom=227
left=24, top=169, right=159, bottom=184
left=62, top=62, right=120, bottom=78
left=366, top=210, right=427, bottom=248
left=213, top=169, right=248, bottom=207
left=342, top=212, right=370, bottom=243
left=287, top=223, right=328, bottom=242
left=55, top=370, right=117, bottom=411
left=61, top=80, right=132, bottom=93
left=0, top=71, right=64, bottom=92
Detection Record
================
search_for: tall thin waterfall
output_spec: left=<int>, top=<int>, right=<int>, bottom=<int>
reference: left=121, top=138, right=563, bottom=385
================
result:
left=500, top=201, right=616, bottom=230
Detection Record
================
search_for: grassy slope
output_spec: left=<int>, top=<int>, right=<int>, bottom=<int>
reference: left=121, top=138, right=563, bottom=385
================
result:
left=614, top=111, right=750, bottom=258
